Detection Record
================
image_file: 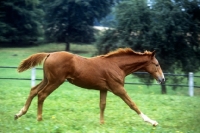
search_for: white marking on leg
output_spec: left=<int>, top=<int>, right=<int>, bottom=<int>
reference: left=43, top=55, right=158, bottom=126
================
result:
left=15, top=107, right=26, bottom=118
left=139, top=112, right=158, bottom=126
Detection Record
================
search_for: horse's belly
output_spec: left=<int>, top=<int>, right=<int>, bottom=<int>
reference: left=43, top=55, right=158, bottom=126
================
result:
left=67, top=78, right=107, bottom=90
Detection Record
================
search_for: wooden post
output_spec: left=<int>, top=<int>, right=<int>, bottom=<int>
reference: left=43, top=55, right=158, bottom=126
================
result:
left=188, top=72, right=194, bottom=97
left=31, top=67, right=36, bottom=87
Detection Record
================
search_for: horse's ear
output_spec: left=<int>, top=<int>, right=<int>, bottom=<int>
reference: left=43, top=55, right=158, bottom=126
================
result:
left=152, top=50, right=156, bottom=58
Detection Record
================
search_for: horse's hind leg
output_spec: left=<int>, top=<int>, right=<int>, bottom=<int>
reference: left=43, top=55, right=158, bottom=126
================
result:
left=37, top=80, right=64, bottom=121
left=14, top=80, right=47, bottom=120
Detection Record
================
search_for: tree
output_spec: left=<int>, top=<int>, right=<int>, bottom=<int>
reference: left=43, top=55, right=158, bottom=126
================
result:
left=96, top=0, right=200, bottom=94
left=0, top=0, right=44, bottom=46
left=96, top=0, right=152, bottom=53
left=149, top=0, right=200, bottom=93
left=43, top=0, right=114, bottom=51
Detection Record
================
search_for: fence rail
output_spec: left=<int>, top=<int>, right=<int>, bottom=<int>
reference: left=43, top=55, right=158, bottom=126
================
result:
left=1, top=66, right=200, bottom=96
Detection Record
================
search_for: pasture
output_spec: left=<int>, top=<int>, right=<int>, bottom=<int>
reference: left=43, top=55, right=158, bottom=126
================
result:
left=0, top=43, right=200, bottom=133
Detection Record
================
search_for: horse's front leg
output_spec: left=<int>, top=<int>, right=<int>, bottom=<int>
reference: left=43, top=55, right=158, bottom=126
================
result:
left=113, top=87, right=158, bottom=126
left=99, top=90, right=107, bottom=124
left=139, top=112, right=158, bottom=126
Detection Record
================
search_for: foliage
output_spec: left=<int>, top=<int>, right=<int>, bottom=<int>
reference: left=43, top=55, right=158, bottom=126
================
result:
left=96, top=0, right=152, bottom=54
left=150, top=0, right=200, bottom=73
left=0, top=0, right=115, bottom=47
left=96, top=0, right=200, bottom=92
left=97, top=0, right=200, bottom=73
left=43, top=0, right=115, bottom=44
left=0, top=0, right=44, bottom=46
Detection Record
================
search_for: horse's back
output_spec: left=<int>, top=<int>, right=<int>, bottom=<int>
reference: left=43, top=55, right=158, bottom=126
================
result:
left=43, top=51, right=124, bottom=91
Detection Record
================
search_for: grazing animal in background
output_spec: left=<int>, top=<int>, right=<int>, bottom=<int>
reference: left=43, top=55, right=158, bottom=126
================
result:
left=14, top=48, right=165, bottom=126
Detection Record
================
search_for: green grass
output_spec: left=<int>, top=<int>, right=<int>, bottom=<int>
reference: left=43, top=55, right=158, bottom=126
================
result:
left=0, top=43, right=200, bottom=133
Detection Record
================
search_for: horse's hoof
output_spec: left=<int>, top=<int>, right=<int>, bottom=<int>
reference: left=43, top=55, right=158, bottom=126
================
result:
left=100, top=121, right=105, bottom=125
left=14, top=115, right=18, bottom=120
left=153, top=122, right=158, bottom=127
left=37, top=117, right=43, bottom=121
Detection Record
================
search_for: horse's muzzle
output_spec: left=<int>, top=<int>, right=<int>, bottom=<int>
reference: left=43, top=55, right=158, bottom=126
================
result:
left=157, top=77, right=165, bottom=84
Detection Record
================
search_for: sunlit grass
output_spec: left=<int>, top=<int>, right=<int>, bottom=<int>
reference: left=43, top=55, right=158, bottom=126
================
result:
left=0, top=80, right=200, bottom=132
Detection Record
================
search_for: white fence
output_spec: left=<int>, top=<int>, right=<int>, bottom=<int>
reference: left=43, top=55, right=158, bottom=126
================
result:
left=188, top=72, right=194, bottom=96
left=0, top=66, right=199, bottom=97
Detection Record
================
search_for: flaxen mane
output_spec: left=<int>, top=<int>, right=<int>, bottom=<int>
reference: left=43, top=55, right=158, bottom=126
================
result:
left=102, top=48, right=152, bottom=57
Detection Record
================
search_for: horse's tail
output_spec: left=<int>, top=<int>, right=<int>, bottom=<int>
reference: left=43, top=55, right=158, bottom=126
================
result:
left=18, top=53, right=49, bottom=73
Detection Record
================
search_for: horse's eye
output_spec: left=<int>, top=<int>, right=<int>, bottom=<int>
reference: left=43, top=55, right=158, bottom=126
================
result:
left=156, top=64, right=159, bottom=67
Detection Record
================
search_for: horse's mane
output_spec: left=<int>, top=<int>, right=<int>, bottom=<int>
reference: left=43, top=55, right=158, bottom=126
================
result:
left=101, top=48, right=152, bottom=58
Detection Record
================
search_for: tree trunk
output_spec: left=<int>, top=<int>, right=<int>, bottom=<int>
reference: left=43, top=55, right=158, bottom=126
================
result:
left=65, top=40, right=70, bottom=51
left=161, top=84, right=167, bottom=94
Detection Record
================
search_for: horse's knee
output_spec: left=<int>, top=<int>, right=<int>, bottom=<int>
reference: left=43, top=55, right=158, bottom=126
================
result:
left=100, top=102, right=106, bottom=109
left=101, top=102, right=106, bottom=106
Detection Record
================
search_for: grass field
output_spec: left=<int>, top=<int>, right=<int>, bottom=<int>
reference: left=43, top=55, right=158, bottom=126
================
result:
left=0, top=43, right=200, bottom=133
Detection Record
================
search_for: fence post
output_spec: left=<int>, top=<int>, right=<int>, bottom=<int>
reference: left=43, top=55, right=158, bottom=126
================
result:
left=188, top=72, right=194, bottom=97
left=31, top=67, right=36, bottom=87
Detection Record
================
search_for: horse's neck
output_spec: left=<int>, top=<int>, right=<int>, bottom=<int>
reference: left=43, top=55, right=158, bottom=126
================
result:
left=111, top=55, right=149, bottom=75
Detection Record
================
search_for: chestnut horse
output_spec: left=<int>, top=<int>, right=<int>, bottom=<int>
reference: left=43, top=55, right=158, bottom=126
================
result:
left=14, top=48, right=165, bottom=126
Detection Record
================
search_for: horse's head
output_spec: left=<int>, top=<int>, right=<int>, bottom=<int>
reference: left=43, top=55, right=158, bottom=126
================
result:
left=144, top=51, right=165, bottom=84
